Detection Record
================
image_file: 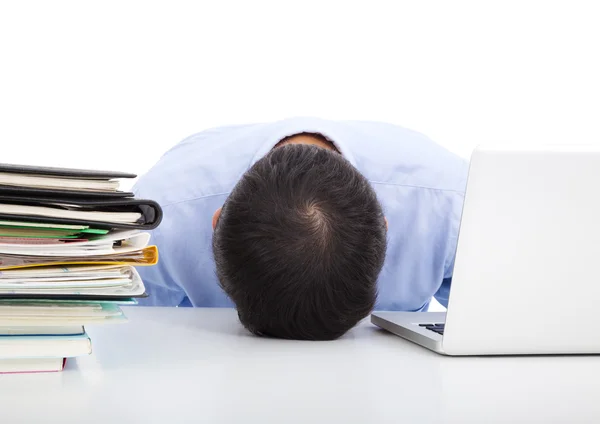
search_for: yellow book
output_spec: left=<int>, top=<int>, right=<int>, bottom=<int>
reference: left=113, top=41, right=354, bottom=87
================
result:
left=0, top=245, right=158, bottom=270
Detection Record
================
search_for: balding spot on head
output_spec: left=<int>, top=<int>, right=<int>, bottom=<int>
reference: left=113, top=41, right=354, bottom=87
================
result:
left=301, top=202, right=332, bottom=241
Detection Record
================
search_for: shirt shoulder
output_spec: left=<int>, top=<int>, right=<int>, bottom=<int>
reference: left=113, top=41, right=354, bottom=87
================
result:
left=133, top=123, right=264, bottom=206
left=133, top=117, right=361, bottom=206
left=340, top=120, right=470, bottom=193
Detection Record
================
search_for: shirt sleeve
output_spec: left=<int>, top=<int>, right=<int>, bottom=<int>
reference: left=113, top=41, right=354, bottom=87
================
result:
left=134, top=225, right=186, bottom=307
left=434, top=191, right=464, bottom=308
left=131, top=181, right=186, bottom=306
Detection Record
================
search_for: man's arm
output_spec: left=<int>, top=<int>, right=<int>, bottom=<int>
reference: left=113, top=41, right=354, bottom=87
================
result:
left=134, top=226, right=187, bottom=307
left=434, top=277, right=452, bottom=309
left=433, top=190, right=464, bottom=309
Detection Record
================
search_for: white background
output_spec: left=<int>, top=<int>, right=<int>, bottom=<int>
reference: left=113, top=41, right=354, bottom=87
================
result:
left=1, top=0, right=599, bottom=310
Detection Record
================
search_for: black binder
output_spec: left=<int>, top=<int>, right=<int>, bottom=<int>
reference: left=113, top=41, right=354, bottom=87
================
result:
left=0, top=163, right=162, bottom=230
left=0, top=162, right=136, bottom=198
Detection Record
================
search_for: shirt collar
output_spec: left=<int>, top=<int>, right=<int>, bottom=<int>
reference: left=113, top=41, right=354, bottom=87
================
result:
left=249, top=117, right=357, bottom=168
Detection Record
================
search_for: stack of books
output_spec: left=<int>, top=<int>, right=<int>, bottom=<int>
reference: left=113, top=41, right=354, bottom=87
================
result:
left=0, top=163, right=162, bottom=373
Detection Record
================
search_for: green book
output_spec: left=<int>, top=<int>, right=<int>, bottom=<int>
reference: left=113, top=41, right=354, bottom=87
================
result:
left=0, top=221, right=108, bottom=238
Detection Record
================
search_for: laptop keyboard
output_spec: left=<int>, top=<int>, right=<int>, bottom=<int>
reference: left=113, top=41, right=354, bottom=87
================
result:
left=419, top=323, right=445, bottom=335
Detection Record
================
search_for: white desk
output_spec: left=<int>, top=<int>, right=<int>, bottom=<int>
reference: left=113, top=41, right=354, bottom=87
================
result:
left=0, top=307, right=597, bottom=423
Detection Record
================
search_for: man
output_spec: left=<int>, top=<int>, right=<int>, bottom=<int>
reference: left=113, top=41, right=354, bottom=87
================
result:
left=133, top=117, right=469, bottom=340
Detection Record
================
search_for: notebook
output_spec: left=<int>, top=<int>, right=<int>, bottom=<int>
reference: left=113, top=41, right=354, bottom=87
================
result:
left=0, top=325, right=84, bottom=336
left=0, top=163, right=136, bottom=197
left=0, top=230, right=150, bottom=256
left=0, top=357, right=67, bottom=373
left=0, top=195, right=162, bottom=230
left=0, top=300, right=128, bottom=325
left=0, top=332, right=91, bottom=358
left=0, top=204, right=141, bottom=224
left=0, top=265, right=147, bottom=299
left=0, top=173, right=120, bottom=192
left=0, top=220, right=109, bottom=238
left=0, top=324, right=86, bottom=372
left=0, top=244, right=158, bottom=271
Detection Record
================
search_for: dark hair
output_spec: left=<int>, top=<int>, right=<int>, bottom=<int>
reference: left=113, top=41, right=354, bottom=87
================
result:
left=212, top=143, right=387, bottom=340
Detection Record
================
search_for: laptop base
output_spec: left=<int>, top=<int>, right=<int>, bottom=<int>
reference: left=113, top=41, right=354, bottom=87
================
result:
left=371, top=311, right=447, bottom=355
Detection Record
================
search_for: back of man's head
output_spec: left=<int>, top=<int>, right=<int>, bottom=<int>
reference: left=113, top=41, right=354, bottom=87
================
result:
left=212, top=143, right=387, bottom=340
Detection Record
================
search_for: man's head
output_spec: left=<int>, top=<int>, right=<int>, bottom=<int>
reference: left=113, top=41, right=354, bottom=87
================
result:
left=212, top=136, right=387, bottom=340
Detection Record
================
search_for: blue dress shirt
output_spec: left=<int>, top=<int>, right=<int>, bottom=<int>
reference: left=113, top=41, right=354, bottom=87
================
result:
left=133, top=117, right=469, bottom=311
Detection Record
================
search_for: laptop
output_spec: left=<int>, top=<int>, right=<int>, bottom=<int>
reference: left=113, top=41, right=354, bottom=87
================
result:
left=371, top=145, right=600, bottom=356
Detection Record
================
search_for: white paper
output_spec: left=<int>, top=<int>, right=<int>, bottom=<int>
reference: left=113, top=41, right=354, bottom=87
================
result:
left=0, top=203, right=140, bottom=223
left=0, top=232, right=150, bottom=256
left=0, top=267, right=145, bottom=296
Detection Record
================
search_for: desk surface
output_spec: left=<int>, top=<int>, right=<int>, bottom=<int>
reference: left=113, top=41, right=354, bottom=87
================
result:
left=0, top=307, right=597, bottom=424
